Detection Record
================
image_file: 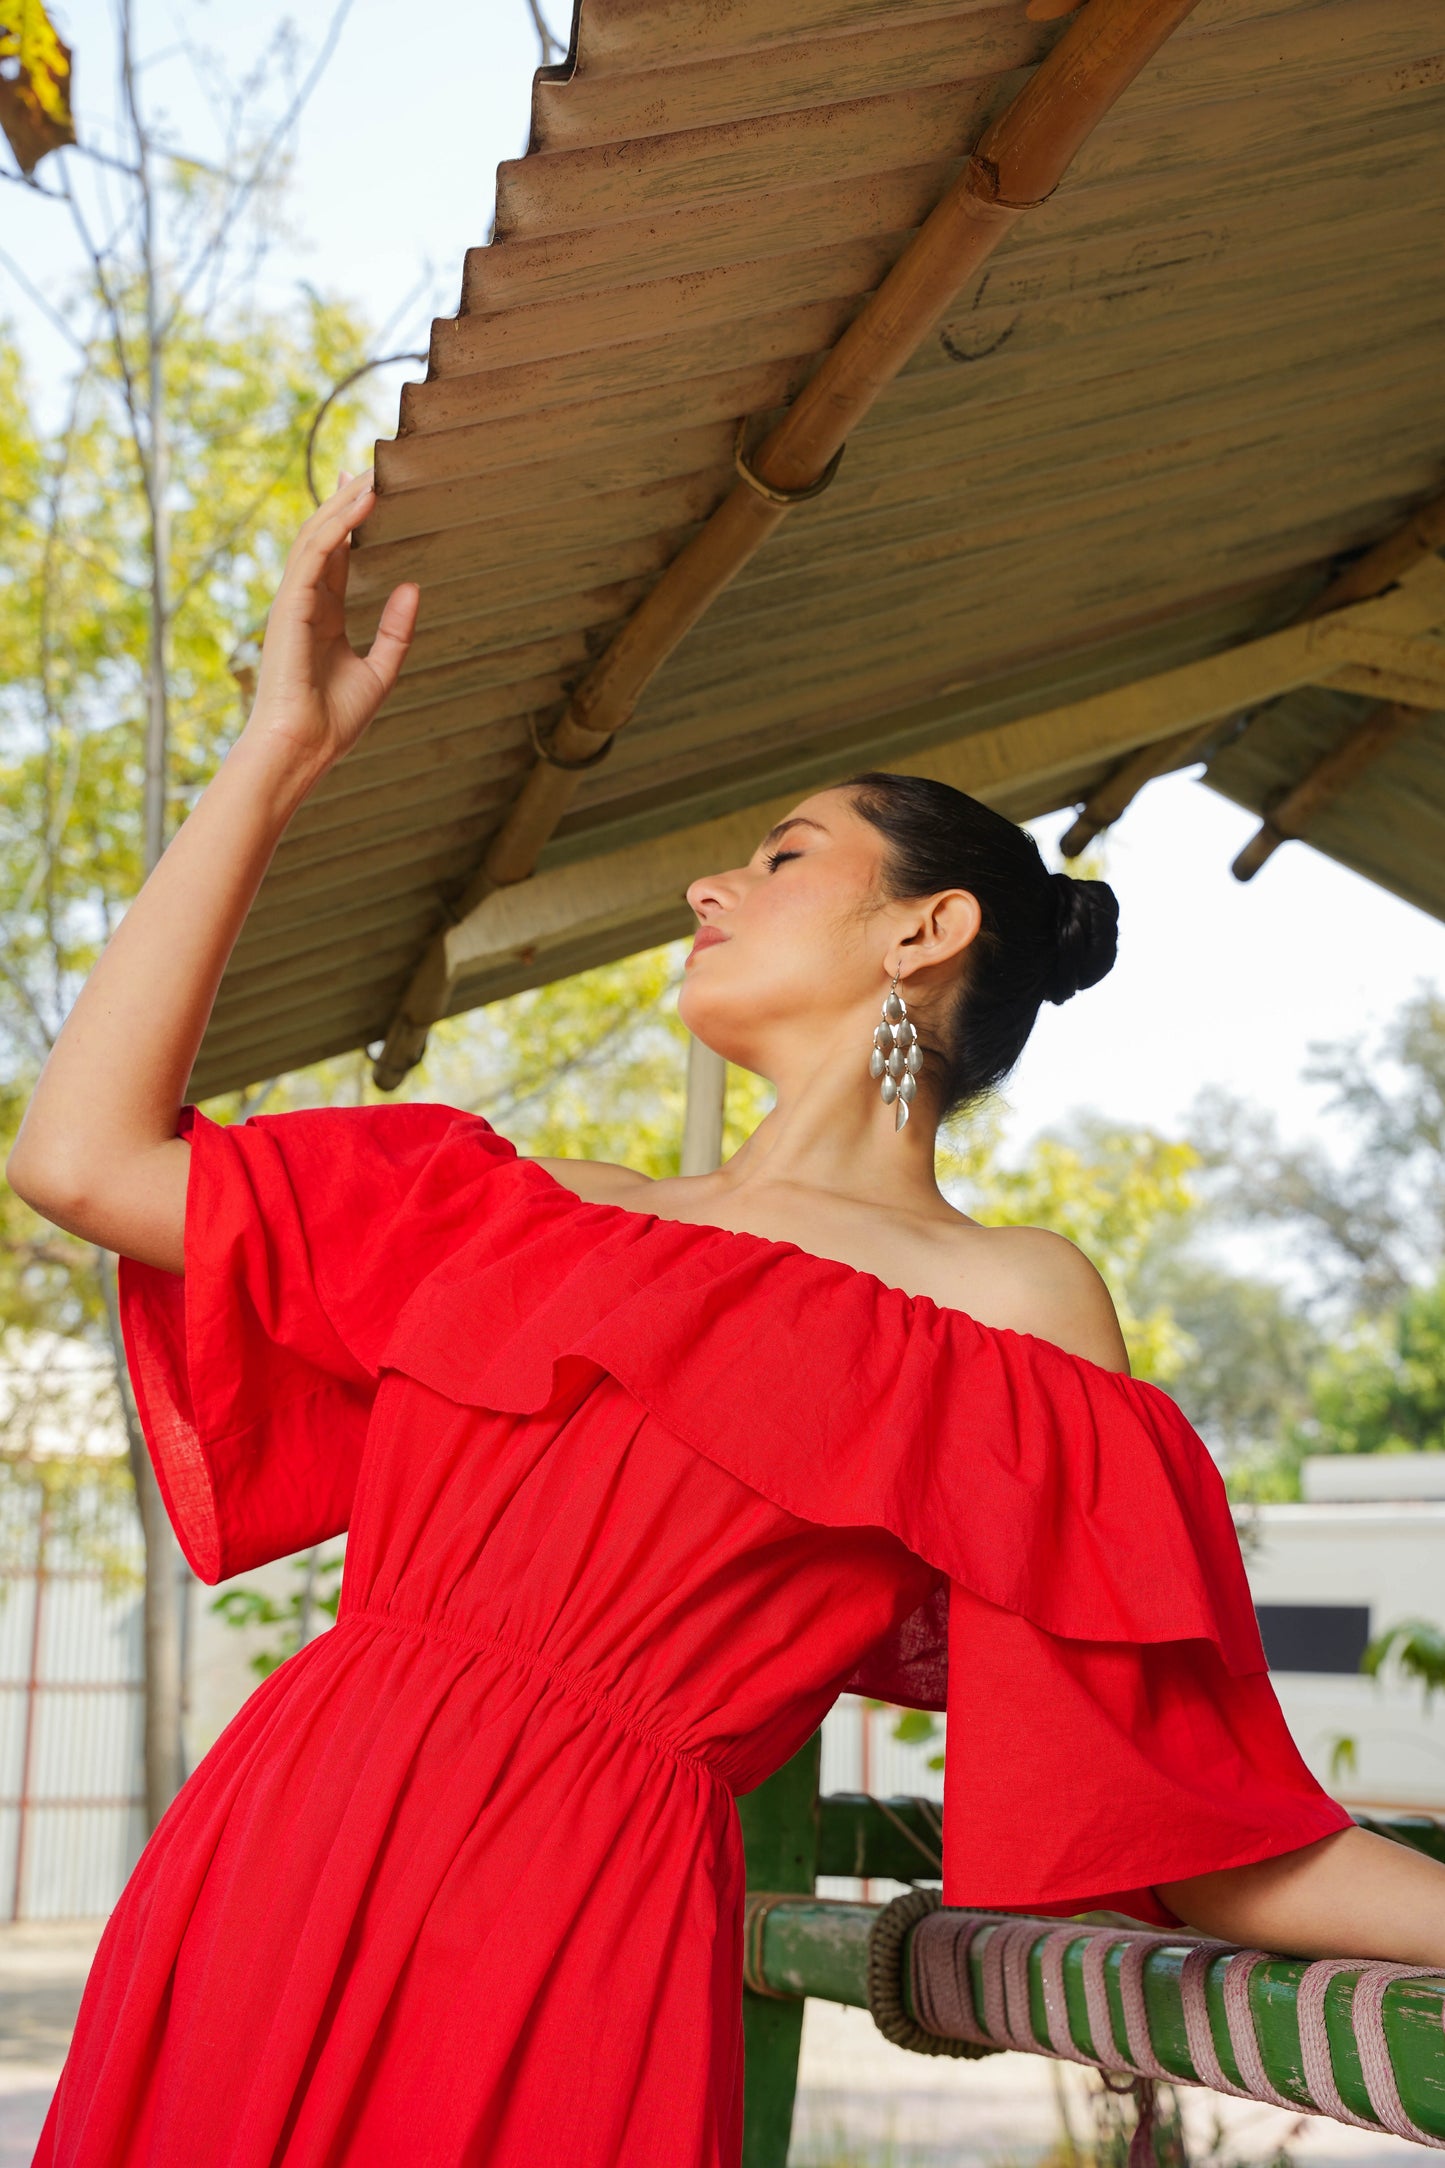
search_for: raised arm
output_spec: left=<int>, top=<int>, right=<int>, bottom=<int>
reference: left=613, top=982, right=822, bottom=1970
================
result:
left=5, top=474, right=418, bottom=1276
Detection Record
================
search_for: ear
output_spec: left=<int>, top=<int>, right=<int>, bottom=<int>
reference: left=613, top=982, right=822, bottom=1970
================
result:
left=891, top=889, right=983, bottom=978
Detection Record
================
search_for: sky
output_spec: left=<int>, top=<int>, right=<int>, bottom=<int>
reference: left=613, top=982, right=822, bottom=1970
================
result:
left=5, top=0, right=1442, bottom=1157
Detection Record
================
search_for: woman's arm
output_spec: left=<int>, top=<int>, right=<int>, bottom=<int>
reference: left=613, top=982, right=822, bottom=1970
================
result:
left=5, top=473, right=418, bottom=1275
left=1160, top=1824, right=1445, bottom=1964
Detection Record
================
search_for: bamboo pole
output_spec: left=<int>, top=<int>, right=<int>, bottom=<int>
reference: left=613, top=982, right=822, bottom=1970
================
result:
left=751, top=1896, right=1445, bottom=2140
left=1059, top=487, right=1445, bottom=858
left=680, top=1037, right=727, bottom=1177
left=371, top=0, right=1205, bottom=1089
left=1230, top=700, right=1429, bottom=882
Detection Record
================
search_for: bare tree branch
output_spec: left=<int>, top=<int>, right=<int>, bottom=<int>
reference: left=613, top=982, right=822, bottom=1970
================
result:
left=524, top=0, right=566, bottom=66
left=12, top=374, right=93, bottom=961
left=0, top=947, right=59, bottom=1056
left=120, top=0, right=173, bottom=871
left=0, top=242, right=89, bottom=356
left=57, top=171, right=147, bottom=457
left=160, top=0, right=357, bottom=339
left=0, top=164, right=65, bottom=200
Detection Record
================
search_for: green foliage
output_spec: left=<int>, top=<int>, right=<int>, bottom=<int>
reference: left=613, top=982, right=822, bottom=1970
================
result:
left=1190, top=991, right=1445, bottom=1318
left=1140, top=1256, right=1322, bottom=1475
left=0, top=1450, right=141, bottom=1597
left=0, top=297, right=377, bottom=1425
left=410, top=945, right=772, bottom=1174
left=941, top=1110, right=1199, bottom=1381
left=1300, top=1274, right=1445, bottom=1459
left=1186, top=992, right=1445, bottom=1494
left=211, top=1549, right=343, bottom=1678
left=887, top=1708, right=936, bottom=1747
left=1329, top=1732, right=1359, bottom=1785
left=1363, top=1618, right=1445, bottom=1708
left=862, top=1699, right=947, bottom=1773
left=199, top=941, right=774, bottom=1180
left=0, top=295, right=374, bottom=1058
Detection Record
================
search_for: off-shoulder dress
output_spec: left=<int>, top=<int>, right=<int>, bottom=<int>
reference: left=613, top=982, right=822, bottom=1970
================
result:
left=35, top=1106, right=1350, bottom=2168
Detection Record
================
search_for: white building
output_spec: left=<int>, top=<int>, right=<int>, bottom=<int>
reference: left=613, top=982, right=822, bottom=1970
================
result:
left=1242, top=1455, right=1445, bottom=1813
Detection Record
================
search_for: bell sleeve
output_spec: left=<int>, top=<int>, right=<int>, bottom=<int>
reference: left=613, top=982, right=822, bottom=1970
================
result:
left=118, top=1102, right=520, bottom=1584
left=938, top=1582, right=1354, bottom=1926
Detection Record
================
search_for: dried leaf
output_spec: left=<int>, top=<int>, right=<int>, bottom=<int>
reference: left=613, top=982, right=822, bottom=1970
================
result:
left=0, top=0, right=76, bottom=176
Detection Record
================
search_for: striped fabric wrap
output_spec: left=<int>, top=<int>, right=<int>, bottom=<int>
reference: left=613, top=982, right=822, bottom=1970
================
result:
left=900, top=1905, right=1445, bottom=2149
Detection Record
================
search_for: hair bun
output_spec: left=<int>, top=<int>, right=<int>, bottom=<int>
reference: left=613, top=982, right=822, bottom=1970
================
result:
left=1045, top=871, right=1119, bottom=1006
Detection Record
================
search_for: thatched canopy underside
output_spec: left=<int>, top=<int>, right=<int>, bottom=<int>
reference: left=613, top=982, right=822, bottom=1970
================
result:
left=192, top=0, right=1445, bottom=1099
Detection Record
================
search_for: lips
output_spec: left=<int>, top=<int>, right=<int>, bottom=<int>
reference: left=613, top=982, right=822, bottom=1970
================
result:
left=688, top=926, right=729, bottom=960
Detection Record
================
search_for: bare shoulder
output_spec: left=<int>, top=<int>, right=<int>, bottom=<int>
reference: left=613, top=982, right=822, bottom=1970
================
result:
left=531, top=1156, right=655, bottom=1208
left=960, top=1224, right=1131, bottom=1374
left=529, top=1156, right=1130, bottom=1375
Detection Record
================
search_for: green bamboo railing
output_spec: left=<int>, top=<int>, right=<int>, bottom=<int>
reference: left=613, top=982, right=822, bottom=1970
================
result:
left=739, top=1752, right=1445, bottom=2167
left=749, top=1894, right=1445, bottom=2137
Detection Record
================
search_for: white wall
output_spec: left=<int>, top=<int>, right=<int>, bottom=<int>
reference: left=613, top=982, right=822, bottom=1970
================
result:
left=1242, top=1502, right=1445, bottom=1811
left=185, top=1548, right=342, bottom=1767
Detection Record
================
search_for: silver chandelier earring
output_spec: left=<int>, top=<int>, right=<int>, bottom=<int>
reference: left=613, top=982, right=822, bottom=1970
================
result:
left=869, top=972, right=923, bottom=1131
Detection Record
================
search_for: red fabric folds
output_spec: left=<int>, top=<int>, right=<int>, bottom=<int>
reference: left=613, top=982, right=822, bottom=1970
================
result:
left=127, top=1103, right=1265, bottom=1679
left=117, top=1102, right=1346, bottom=1919
left=376, top=1124, right=1267, bottom=1679
left=80, top=1100, right=1355, bottom=2168
left=118, top=1102, right=521, bottom=1580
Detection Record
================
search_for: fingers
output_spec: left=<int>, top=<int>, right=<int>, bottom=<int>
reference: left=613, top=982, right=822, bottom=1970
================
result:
left=323, top=469, right=363, bottom=596
left=362, top=583, right=420, bottom=701
left=322, top=526, right=353, bottom=602
left=285, top=471, right=376, bottom=586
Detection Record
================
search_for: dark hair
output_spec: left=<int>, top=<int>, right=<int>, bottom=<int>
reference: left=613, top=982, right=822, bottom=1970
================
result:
left=844, top=771, right=1119, bottom=1116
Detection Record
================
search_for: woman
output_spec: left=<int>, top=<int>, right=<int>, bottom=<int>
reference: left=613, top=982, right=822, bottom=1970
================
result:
left=11, top=476, right=1445, bottom=2167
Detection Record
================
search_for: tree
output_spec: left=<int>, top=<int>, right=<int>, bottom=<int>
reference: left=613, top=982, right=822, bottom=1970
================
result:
left=1181, top=990, right=1445, bottom=1495
left=0, top=0, right=426, bottom=1827
left=1132, top=1250, right=1323, bottom=1468
left=1188, top=991, right=1445, bottom=1319
left=1300, top=1274, right=1445, bottom=1460
left=0, top=289, right=376, bottom=1824
left=1, top=0, right=722, bottom=1833
left=941, top=1110, right=1200, bottom=1382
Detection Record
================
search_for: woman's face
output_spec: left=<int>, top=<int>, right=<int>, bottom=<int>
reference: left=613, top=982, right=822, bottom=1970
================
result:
left=678, top=787, right=960, bottom=1079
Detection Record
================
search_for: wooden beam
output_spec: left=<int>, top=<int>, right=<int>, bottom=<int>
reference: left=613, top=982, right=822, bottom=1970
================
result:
left=1231, top=701, right=1432, bottom=884
left=1058, top=488, right=1445, bottom=858
left=441, top=579, right=1443, bottom=989
left=370, top=0, right=1207, bottom=1090
left=1306, top=622, right=1445, bottom=710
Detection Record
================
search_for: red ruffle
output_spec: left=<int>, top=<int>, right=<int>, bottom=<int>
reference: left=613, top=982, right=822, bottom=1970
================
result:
left=119, top=1106, right=1349, bottom=1928
left=379, top=1143, right=1266, bottom=1681
left=124, top=1105, right=1265, bottom=1675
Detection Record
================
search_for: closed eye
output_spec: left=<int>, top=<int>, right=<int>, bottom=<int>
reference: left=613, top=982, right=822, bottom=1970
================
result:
left=763, top=848, right=802, bottom=872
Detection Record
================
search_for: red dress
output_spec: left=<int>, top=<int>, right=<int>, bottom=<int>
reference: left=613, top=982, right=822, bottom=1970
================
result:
left=37, top=1106, right=1349, bottom=2168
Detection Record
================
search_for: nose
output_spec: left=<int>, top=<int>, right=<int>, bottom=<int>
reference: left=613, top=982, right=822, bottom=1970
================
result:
left=685, top=866, right=742, bottom=921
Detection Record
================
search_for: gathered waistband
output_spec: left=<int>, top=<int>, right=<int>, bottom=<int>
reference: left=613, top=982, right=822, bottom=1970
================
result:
left=335, top=1606, right=734, bottom=1790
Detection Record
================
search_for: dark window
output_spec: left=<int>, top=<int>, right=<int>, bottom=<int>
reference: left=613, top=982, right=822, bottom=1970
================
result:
left=1255, top=1603, right=1371, bottom=1675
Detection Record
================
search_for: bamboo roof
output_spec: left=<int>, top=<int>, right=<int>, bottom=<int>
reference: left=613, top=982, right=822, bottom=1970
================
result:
left=192, top=0, right=1445, bottom=1099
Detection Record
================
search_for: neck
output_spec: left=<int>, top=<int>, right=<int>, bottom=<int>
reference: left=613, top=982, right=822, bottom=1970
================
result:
left=703, top=1026, right=948, bottom=1220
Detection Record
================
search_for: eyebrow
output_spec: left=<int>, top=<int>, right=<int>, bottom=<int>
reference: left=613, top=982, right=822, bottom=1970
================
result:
left=758, top=815, right=830, bottom=851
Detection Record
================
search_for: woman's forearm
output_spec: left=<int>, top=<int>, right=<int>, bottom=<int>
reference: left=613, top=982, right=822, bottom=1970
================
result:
left=6, top=473, right=418, bottom=1274
left=6, top=729, right=322, bottom=1270
left=1160, top=1824, right=1445, bottom=1964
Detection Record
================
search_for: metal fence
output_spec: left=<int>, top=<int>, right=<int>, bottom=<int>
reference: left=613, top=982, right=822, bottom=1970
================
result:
left=0, top=1460, right=146, bottom=1919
